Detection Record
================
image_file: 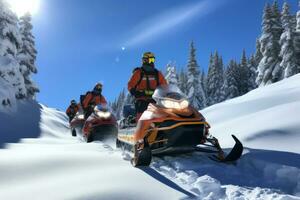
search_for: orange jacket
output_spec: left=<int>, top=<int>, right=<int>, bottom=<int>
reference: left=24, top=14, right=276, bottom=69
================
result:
left=128, top=67, right=167, bottom=98
left=82, top=93, right=107, bottom=109
left=66, top=104, right=80, bottom=116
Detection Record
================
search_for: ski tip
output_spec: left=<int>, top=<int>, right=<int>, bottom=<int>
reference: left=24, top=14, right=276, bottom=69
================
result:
left=231, top=135, right=243, bottom=146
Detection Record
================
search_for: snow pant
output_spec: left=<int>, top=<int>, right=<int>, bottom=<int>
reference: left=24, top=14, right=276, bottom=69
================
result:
left=68, top=114, right=75, bottom=122
left=84, top=106, right=94, bottom=120
left=135, top=99, right=155, bottom=121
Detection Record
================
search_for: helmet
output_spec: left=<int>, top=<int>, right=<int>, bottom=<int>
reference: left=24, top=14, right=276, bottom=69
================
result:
left=94, top=83, right=103, bottom=90
left=142, top=52, right=155, bottom=64
left=93, top=82, right=103, bottom=94
left=71, top=100, right=77, bottom=105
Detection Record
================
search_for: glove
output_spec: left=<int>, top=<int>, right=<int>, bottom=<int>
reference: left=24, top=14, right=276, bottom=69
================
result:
left=130, top=89, right=145, bottom=98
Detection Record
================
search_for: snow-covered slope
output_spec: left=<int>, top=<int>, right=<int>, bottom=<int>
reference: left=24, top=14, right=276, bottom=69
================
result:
left=0, top=104, right=189, bottom=200
left=202, top=73, right=300, bottom=153
left=0, top=75, right=300, bottom=199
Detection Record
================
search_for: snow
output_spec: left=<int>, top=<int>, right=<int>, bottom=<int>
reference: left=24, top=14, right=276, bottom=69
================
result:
left=1, top=74, right=300, bottom=199
left=202, top=73, right=300, bottom=154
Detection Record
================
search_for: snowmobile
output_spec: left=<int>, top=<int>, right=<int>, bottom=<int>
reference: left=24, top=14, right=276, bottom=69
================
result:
left=116, top=85, right=243, bottom=167
left=83, top=104, right=118, bottom=142
left=119, top=104, right=137, bottom=129
left=70, top=108, right=85, bottom=137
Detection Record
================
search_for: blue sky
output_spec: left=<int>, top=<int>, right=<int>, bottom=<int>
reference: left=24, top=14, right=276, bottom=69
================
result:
left=31, top=0, right=299, bottom=110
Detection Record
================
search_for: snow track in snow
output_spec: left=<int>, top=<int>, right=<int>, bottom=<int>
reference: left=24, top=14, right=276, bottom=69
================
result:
left=151, top=151, right=300, bottom=199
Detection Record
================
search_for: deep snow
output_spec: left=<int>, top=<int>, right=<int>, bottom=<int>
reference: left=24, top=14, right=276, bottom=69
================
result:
left=1, top=74, right=300, bottom=199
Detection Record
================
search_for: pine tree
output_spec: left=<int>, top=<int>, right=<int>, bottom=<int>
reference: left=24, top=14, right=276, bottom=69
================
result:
left=0, top=0, right=26, bottom=103
left=279, top=2, right=298, bottom=78
left=165, top=61, right=178, bottom=86
left=254, top=39, right=263, bottom=67
left=186, top=41, right=206, bottom=109
left=200, top=69, right=207, bottom=100
left=224, top=60, right=240, bottom=100
left=256, top=3, right=283, bottom=86
left=248, top=55, right=258, bottom=91
left=239, top=49, right=250, bottom=95
left=294, top=0, right=300, bottom=74
left=18, top=13, right=39, bottom=99
left=0, top=1, right=22, bottom=58
left=207, top=51, right=224, bottom=105
left=111, top=89, right=126, bottom=120
left=125, top=93, right=134, bottom=105
left=178, top=69, right=188, bottom=95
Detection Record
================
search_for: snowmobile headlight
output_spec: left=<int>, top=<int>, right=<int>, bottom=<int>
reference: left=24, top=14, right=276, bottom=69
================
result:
left=78, top=115, right=84, bottom=120
left=96, top=111, right=111, bottom=119
left=180, top=100, right=189, bottom=109
left=161, top=100, right=181, bottom=109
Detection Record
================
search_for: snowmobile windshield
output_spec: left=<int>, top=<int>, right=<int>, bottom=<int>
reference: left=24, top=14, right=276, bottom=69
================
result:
left=153, top=85, right=186, bottom=102
left=153, top=85, right=189, bottom=109
left=94, top=104, right=112, bottom=119
left=94, top=104, right=111, bottom=113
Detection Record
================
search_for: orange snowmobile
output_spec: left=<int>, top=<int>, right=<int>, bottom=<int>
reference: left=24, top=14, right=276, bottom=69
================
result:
left=83, top=104, right=118, bottom=142
left=116, top=85, right=243, bottom=166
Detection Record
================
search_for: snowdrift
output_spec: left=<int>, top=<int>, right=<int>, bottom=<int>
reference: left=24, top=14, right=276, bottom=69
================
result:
left=202, top=73, right=300, bottom=154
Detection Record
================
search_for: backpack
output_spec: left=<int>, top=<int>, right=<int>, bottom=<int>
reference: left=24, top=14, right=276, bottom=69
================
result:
left=80, top=91, right=91, bottom=107
left=133, top=67, right=160, bottom=90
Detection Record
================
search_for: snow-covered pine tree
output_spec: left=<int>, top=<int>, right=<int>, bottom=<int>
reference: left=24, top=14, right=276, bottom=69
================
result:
left=218, top=55, right=226, bottom=102
left=0, top=0, right=26, bottom=108
left=224, top=60, right=240, bottom=100
left=18, top=13, right=39, bottom=99
left=111, top=89, right=126, bottom=120
left=207, top=51, right=224, bottom=105
left=0, top=1, right=22, bottom=58
left=200, top=69, right=207, bottom=100
left=254, top=39, right=263, bottom=67
left=239, top=49, right=251, bottom=95
left=256, top=2, right=283, bottom=86
left=279, top=2, right=298, bottom=78
left=165, top=61, right=178, bottom=86
left=248, top=55, right=258, bottom=91
left=186, top=41, right=206, bottom=109
left=294, top=0, right=300, bottom=74
left=125, top=93, right=134, bottom=105
left=178, top=69, right=188, bottom=96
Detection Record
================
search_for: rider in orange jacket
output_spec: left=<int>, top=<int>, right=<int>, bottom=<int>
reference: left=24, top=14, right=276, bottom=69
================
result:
left=128, top=52, right=167, bottom=121
left=82, top=83, right=107, bottom=119
left=66, top=100, right=80, bottom=122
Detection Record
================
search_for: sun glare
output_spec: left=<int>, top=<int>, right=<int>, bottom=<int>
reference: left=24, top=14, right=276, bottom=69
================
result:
left=7, top=0, right=40, bottom=17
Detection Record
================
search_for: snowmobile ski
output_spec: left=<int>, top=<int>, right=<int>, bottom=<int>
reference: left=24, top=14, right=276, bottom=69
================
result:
left=209, top=135, right=243, bottom=163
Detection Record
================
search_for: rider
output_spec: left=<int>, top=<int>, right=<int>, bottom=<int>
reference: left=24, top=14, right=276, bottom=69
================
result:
left=66, top=100, right=80, bottom=122
left=128, top=52, right=167, bottom=121
left=82, top=83, right=107, bottom=119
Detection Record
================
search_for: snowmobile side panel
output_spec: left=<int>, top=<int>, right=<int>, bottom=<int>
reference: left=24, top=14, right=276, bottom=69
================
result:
left=149, top=121, right=206, bottom=149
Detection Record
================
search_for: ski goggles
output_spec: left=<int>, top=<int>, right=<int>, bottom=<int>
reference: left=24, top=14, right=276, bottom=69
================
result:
left=148, top=57, right=155, bottom=64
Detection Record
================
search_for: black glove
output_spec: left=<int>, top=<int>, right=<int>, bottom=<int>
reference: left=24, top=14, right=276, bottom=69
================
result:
left=130, top=89, right=145, bottom=98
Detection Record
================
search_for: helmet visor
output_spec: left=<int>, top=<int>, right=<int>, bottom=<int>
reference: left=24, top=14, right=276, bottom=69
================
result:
left=148, top=57, right=155, bottom=64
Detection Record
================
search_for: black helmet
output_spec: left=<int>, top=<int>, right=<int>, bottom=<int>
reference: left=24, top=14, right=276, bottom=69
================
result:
left=93, top=82, right=103, bottom=94
left=71, top=100, right=77, bottom=105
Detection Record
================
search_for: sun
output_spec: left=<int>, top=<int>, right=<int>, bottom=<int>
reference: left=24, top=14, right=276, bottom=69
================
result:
left=7, top=0, right=40, bottom=17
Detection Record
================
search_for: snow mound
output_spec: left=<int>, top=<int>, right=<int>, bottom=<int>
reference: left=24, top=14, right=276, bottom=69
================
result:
left=202, top=74, right=300, bottom=153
